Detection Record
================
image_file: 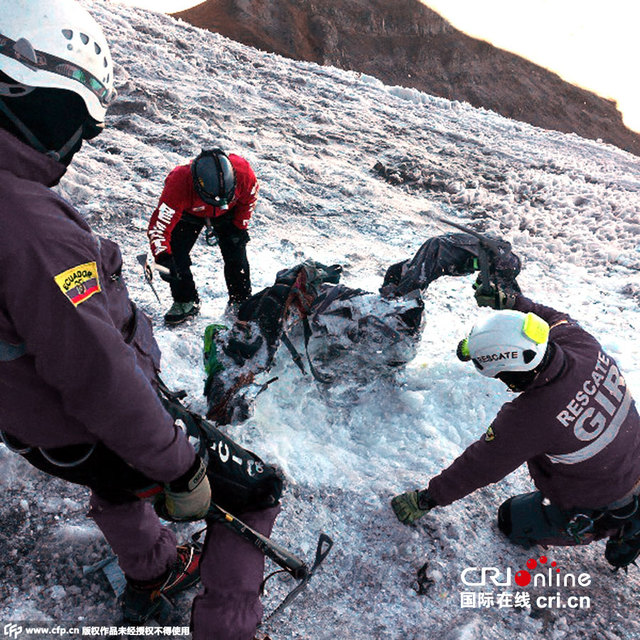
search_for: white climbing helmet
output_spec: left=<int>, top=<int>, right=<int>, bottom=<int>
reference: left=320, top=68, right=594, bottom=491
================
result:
left=459, top=310, right=550, bottom=378
left=0, top=0, right=116, bottom=122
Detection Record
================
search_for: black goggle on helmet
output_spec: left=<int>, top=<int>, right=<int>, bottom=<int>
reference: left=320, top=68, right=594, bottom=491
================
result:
left=191, top=149, right=236, bottom=208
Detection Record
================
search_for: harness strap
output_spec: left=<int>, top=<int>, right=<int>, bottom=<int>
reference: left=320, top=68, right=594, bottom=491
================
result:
left=281, top=330, right=307, bottom=375
left=566, top=495, right=640, bottom=543
left=155, top=375, right=188, bottom=401
left=39, top=443, right=97, bottom=468
left=359, top=315, right=402, bottom=341
left=302, top=317, right=332, bottom=383
left=274, top=267, right=333, bottom=383
left=549, top=319, right=571, bottom=330
left=0, top=430, right=98, bottom=468
left=310, top=285, right=346, bottom=322
left=0, top=340, right=26, bottom=361
left=0, top=430, right=32, bottom=454
left=281, top=323, right=332, bottom=384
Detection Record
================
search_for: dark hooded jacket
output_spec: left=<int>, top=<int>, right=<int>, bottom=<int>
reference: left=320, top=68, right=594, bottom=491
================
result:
left=428, top=295, right=640, bottom=510
left=0, top=130, right=194, bottom=482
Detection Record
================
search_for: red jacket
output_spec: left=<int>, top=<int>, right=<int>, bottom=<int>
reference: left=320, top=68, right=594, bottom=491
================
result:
left=148, top=154, right=258, bottom=258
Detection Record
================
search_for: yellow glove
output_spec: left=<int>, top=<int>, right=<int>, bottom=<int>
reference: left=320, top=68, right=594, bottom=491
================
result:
left=391, top=489, right=436, bottom=525
left=473, top=279, right=515, bottom=310
left=163, top=456, right=211, bottom=521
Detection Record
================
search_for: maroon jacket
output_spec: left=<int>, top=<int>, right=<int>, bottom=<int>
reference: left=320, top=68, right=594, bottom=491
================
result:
left=0, top=130, right=194, bottom=483
left=428, top=295, right=640, bottom=510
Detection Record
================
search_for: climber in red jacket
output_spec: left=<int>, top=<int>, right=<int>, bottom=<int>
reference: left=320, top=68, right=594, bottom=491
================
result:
left=147, top=149, right=259, bottom=324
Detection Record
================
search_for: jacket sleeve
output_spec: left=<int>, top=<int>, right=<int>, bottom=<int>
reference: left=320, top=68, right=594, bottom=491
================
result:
left=230, top=161, right=258, bottom=231
left=5, top=221, right=195, bottom=483
left=427, top=400, right=548, bottom=506
left=513, top=294, right=572, bottom=327
left=147, top=168, right=187, bottom=259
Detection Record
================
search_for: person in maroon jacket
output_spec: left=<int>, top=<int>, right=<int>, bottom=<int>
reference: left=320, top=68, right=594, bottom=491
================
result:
left=147, top=149, right=259, bottom=324
left=0, top=0, right=211, bottom=623
left=1, top=3, right=283, bottom=637
left=392, top=288, right=640, bottom=570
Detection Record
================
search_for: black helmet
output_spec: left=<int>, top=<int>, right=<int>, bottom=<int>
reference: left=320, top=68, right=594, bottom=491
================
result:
left=191, top=149, right=236, bottom=208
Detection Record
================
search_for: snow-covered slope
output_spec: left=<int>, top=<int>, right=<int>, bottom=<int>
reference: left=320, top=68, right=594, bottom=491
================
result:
left=1, top=1, right=640, bottom=638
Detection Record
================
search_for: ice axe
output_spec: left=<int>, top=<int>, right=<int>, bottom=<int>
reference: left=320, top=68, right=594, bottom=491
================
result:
left=209, top=504, right=334, bottom=625
left=136, top=252, right=163, bottom=303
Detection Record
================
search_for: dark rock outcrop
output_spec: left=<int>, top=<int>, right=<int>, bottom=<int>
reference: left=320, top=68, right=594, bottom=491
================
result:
left=174, top=0, right=640, bottom=156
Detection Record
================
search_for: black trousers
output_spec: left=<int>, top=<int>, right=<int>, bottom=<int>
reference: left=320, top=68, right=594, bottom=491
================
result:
left=169, top=213, right=251, bottom=304
left=498, top=490, right=638, bottom=548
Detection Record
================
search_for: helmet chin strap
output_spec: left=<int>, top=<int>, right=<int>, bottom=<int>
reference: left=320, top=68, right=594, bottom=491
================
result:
left=47, top=125, right=84, bottom=163
left=497, top=342, right=555, bottom=392
left=0, top=96, right=84, bottom=163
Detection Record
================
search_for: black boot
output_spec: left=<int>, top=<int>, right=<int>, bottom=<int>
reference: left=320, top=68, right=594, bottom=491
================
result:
left=605, top=532, right=640, bottom=571
left=164, top=300, right=200, bottom=325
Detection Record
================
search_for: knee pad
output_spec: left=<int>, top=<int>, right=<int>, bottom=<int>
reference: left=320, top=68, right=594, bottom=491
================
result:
left=499, top=491, right=573, bottom=548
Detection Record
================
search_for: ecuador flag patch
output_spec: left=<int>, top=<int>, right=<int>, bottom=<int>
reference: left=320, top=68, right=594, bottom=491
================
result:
left=54, top=262, right=101, bottom=306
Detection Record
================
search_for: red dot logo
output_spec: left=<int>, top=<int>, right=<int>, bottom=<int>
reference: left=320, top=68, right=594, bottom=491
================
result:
left=526, top=558, right=537, bottom=570
left=515, top=570, right=531, bottom=587
left=550, top=561, right=557, bottom=567
left=539, top=556, right=548, bottom=564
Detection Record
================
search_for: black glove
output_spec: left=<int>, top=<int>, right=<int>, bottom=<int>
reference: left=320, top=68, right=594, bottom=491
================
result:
left=211, top=213, right=236, bottom=235
left=391, top=489, right=437, bottom=525
left=222, top=335, right=263, bottom=366
left=473, top=278, right=516, bottom=310
left=212, top=214, right=249, bottom=243
left=155, top=252, right=180, bottom=283
left=223, top=228, right=249, bottom=247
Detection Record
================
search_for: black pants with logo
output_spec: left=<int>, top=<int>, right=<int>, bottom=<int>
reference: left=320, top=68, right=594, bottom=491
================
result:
left=170, top=213, right=251, bottom=304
